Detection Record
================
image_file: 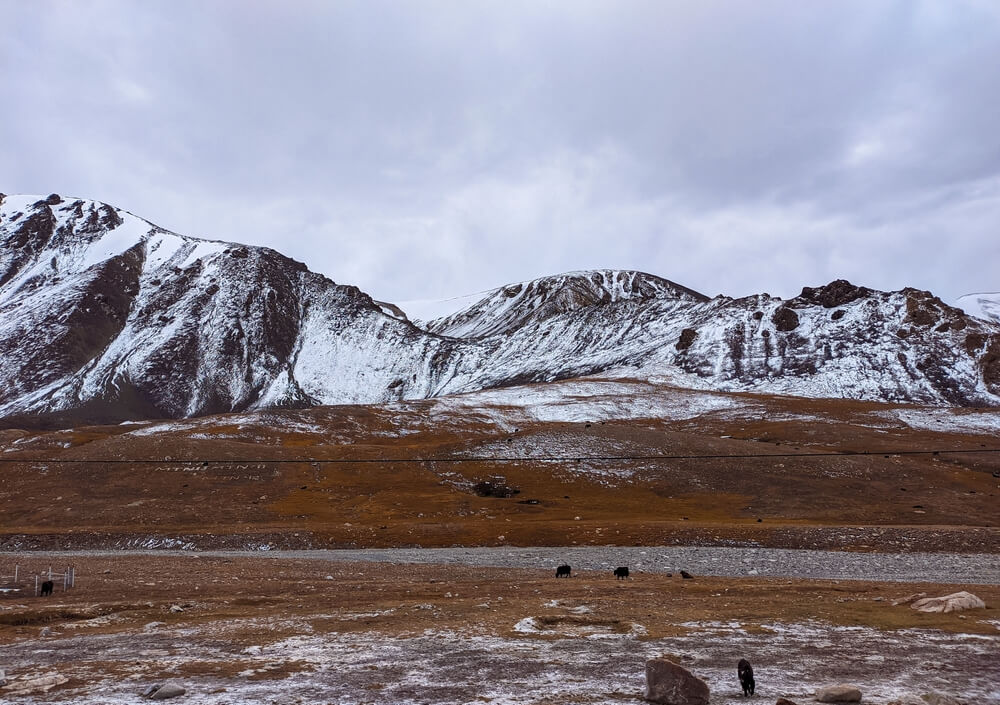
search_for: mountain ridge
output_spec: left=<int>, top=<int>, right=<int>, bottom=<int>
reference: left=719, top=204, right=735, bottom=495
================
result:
left=2, top=192, right=999, bottom=426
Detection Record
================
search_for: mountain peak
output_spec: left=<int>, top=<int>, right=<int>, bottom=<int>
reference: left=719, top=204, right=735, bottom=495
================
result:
left=422, top=269, right=708, bottom=338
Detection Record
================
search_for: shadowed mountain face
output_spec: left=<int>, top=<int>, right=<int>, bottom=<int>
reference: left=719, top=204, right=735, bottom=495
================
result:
left=1, top=193, right=999, bottom=426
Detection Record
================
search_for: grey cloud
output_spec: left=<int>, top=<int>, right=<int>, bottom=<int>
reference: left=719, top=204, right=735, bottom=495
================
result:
left=1, top=0, right=998, bottom=307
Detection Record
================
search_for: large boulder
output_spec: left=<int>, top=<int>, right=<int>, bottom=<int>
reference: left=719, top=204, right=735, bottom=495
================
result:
left=816, top=684, right=862, bottom=702
left=910, top=591, right=985, bottom=613
left=145, top=681, right=187, bottom=700
left=644, top=658, right=709, bottom=705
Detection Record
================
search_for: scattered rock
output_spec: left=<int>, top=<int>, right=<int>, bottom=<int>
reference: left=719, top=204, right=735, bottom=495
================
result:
left=39, top=627, right=52, bottom=637
left=680, top=570, right=694, bottom=580
left=772, top=305, right=800, bottom=331
left=644, top=657, right=709, bottom=705
left=675, top=328, right=698, bottom=351
left=910, top=591, right=985, bottom=613
left=145, top=681, right=186, bottom=700
left=918, top=693, right=964, bottom=705
left=815, top=684, right=862, bottom=702
left=889, top=695, right=965, bottom=705
left=4, top=673, right=68, bottom=696
left=0, top=668, right=6, bottom=687
left=891, top=592, right=926, bottom=606
left=776, top=699, right=799, bottom=705
left=169, top=605, right=184, bottom=613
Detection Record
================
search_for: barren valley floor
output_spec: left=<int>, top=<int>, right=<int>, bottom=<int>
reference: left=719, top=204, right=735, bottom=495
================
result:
left=1, top=553, right=998, bottom=704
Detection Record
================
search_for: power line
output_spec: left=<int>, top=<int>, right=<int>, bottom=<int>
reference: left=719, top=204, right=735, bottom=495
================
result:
left=0, top=448, right=999, bottom=464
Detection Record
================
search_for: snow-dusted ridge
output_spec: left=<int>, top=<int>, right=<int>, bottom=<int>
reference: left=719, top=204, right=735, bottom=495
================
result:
left=2, top=192, right=1000, bottom=425
left=420, top=269, right=708, bottom=338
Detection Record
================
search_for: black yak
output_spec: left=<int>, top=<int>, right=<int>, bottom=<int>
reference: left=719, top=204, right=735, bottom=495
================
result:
left=40, top=580, right=54, bottom=597
left=555, top=565, right=571, bottom=578
left=613, top=567, right=629, bottom=580
left=738, top=658, right=755, bottom=696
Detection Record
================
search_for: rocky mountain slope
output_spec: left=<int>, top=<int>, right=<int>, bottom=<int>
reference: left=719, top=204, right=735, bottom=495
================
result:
left=420, top=270, right=708, bottom=338
left=2, top=193, right=999, bottom=425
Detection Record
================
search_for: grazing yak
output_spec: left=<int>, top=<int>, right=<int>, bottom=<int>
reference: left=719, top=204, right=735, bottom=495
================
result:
left=40, top=580, right=54, bottom=597
left=738, top=658, right=755, bottom=696
left=613, top=567, right=629, bottom=580
left=555, top=564, right=571, bottom=578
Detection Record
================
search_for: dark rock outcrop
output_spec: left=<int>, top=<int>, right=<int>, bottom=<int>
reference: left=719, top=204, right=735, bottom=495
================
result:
left=644, top=658, right=709, bottom=705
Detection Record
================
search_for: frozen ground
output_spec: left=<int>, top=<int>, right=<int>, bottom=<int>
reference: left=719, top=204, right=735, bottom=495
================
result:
left=1, top=616, right=997, bottom=704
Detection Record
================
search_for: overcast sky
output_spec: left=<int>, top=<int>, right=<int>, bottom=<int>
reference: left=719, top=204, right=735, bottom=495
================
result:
left=3, top=1, right=999, bottom=307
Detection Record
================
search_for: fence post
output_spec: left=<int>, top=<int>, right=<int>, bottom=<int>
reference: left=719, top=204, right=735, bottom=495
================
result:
left=35, top=575, right=38, bottom=596
left=14, top=564, right=17, bottom=583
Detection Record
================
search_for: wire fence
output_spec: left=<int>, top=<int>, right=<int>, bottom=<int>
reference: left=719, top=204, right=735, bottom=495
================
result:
left=0, top=565, right=75, bottom=596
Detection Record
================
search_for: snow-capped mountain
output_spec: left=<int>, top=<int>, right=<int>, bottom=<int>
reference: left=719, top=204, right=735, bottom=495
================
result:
left=956, top=292, right=1000, bottom=325
left=420, top=270, right=708, bottom=338
left=2, top=192, right=999, bottom=425
left=0, top=193, right=474, bottom=423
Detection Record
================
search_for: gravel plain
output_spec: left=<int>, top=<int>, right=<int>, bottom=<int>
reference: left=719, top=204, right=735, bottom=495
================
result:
left=11, top=545, right=999, bottom=584
left=267, top=545, right=1000, bottom=584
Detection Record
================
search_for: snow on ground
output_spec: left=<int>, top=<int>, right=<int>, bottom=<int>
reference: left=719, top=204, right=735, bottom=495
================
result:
left=1, top=618, right=995, bottom=704
left=425, top=379, right=757, bottom=425
left=875, top=408, right=1000, bottom=434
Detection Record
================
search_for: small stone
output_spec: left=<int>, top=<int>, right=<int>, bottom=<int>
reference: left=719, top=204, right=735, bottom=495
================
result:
left=39, top=627, right=52, bottom=637
left=776, top=699, right=799, bottom=705
left=815, top=684, right=862, bottom=703
left=169, top=605, right=184, bottom=613
left=0, top=668, right=6, bottom=687
left=920, top=693, right=964, bottom=705
left=4, top=673, right=68, bottom=695
left=149, top=681, right=186, bottom=700
left=644, top=657, right=709, bottom=705
left=325, top=575, right=334, bottom=580
left=891, top=592, right=926, bottom=607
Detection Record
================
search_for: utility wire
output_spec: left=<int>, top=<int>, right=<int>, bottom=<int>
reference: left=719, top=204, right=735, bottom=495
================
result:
left=1, top=448, right=999, bottom=464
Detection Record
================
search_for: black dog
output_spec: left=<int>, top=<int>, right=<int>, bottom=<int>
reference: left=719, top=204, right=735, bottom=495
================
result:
left=555, top=564, right=571, bottom=578
left=613, top=567, right=629, bottom=580
left=738, top=658, right=755, bottom=696
left=40, top=580, right=54, bottom=597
